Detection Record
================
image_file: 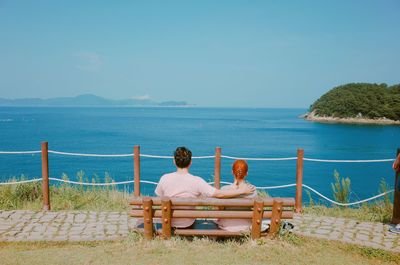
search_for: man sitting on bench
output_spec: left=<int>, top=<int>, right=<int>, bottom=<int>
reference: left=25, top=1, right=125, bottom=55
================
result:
left=155, top=146, right=255, bottom=228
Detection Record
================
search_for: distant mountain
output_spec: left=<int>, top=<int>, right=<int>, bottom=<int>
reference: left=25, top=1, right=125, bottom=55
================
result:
left=158, top=100, right=189, bottom=107
left=0, top=94, right=191, bottom=107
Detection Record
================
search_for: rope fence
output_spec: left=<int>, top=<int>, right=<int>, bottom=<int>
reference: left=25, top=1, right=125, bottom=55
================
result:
left=0, top=142, right=399, bottom=223
left=0, top=177, right=394, bottom=207
left=0, top=149, right=396, bottom=163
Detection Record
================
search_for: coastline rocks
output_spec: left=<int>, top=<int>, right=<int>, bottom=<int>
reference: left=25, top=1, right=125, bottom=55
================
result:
left=303, top=110, right=400, bottom=125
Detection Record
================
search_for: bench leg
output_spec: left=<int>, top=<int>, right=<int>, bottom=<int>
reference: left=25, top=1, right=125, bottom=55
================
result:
left=251, top=198, right=264, bottom=239
left=268, top=199, right=283, bottom=237
left=161, top=198, right=172, bottom=239
left=143, top=197, right=154, bottom=240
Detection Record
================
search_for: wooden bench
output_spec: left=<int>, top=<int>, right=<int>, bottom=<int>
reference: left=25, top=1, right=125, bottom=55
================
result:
left=130, top=197, right=295, bottom=239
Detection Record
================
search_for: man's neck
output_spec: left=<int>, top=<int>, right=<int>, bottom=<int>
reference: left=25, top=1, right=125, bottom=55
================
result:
left=176, top=167, right=190, bottom=174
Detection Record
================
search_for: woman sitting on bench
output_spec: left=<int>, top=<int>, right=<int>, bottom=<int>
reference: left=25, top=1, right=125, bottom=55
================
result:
left=215, top=160, right=258, bottom=232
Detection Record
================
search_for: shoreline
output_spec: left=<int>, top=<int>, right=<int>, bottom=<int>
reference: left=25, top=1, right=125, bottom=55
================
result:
left=302, top=112, right=400, bottom=125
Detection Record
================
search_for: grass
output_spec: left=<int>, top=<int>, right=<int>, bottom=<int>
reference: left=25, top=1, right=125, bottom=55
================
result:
left=0, top=233, right=399, bottom=265
left=304, top=177, right=394, bottom=223
left=303, top=202, right=393, bottom=223
left=0, top=173, right=131, bottom=211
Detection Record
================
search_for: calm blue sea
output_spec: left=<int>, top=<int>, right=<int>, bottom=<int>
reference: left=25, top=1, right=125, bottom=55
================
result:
left=0, top=107, right=398, bottom=203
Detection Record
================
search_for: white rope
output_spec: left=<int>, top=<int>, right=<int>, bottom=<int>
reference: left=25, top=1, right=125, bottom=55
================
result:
left=48, top=178, right=159, bottom=186
left=48, top=150, right=133, bottom=157
left=221, top=155, right=297, bottom=161
left=139, top=154, right=173, bottom=159
left=302, top=184, right=394, bottom=206
left=49, top=177, right=133, bottom=186
left=0, top=151, right=41, bottom=154
left=0, top=178, right=42, bottom=185
left=140, top=154, right=214, bottom=159
left=304, top=158, right=395, bottom=163
left=139, top=180, right=159, bottom=185
left=192, top=156, right=215, bottom=159
left=256, top=183, right=297, bottom=190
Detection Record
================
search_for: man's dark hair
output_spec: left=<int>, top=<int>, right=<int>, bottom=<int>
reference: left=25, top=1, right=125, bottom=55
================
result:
left=174, top=147, right=192, bottom=168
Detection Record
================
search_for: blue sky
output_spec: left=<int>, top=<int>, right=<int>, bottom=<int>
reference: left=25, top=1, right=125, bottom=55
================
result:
left=0, top=0, right=399, bottom=107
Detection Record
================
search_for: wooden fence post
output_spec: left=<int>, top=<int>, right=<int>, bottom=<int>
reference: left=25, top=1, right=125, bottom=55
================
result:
left=392, top=148, right=400, bottom=224
left=214, top=147, right=221, bottom=189
left=143, top=197, right=154, bottom=240
left=41, top=141, right=50, bottom=211
left=134, top=145, right=140, bottom=197
left=295, top=148, right=304, bottom=213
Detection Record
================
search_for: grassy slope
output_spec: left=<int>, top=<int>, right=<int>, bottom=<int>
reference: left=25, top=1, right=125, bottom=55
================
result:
left=0, top=234, right=399, bottom=265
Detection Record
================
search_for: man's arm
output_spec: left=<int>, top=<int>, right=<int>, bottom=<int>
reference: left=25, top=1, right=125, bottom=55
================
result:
left=155, top=179, right=163, bottom=197
left=212, top=184, right=256, bottom=199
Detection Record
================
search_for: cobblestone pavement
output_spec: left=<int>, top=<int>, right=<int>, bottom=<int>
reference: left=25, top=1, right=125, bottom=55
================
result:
left=291, top=214, right=400, bottom=253
left=0, top=210, right=137, bottom=242
left=0, top=211, right=399, bottom=252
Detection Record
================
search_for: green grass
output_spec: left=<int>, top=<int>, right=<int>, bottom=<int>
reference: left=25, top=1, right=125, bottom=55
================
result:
left=303, top=202, right=393, bottom=223
left=0, top=174, right=131, bottom=211
left=0, top=233, right=399, bottom=265
left=303, top=177, right=393, bottom=223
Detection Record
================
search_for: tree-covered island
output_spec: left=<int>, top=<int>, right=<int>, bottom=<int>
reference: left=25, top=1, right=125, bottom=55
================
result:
left=304, top=83, right=400, bottom=125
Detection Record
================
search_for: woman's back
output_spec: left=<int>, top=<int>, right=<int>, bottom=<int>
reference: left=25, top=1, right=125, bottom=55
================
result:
left=215, top=183, right=257, bottom=232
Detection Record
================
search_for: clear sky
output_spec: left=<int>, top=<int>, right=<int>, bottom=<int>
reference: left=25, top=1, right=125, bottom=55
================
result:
left=0, top=0, right=399, bottom=107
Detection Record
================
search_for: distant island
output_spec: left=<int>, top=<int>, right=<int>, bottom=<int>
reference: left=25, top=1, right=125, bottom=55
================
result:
left=0, top=94, right=192, bottom=107
left=303, top=83, right=400, bottom=125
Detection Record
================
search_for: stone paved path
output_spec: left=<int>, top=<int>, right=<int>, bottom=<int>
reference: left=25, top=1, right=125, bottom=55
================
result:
left=292, top=214, right=400, bottom=253
left=0, top=210, right=137, bottom=242
left=0, top=211, right=399, bottom=252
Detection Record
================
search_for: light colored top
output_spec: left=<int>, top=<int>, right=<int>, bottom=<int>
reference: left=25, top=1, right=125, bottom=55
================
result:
left=155, top=172, right=217, bottom=228
left=215, top=183, right=257, bottom=232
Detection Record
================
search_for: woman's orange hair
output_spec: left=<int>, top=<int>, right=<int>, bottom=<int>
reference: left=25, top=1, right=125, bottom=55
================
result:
left=232, top=160, right=248, bottom=180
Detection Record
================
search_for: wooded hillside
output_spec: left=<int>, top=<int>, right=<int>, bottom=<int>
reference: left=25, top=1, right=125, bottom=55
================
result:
left=310, top=83, right=400, bottom=121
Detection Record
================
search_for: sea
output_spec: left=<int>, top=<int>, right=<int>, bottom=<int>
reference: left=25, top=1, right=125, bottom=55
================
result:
left=0, top=107, right=399, bottom=204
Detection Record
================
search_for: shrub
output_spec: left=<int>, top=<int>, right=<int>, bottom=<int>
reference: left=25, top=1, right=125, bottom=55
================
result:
left=331, top=170, right=351, bottom=205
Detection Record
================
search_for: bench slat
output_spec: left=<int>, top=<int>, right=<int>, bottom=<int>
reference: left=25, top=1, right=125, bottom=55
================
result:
left=130, top=197, right=295, bottom=207
left=130, top=209, right=293, bottom=219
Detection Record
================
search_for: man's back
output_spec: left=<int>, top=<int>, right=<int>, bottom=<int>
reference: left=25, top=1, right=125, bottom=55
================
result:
left=155, top=172, right=216, bottom=227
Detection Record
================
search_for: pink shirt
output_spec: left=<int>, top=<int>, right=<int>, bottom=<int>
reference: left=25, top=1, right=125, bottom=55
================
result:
left=155, top=172, right=217, bottom=228
left=216, top=184, right=257, bottom=232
